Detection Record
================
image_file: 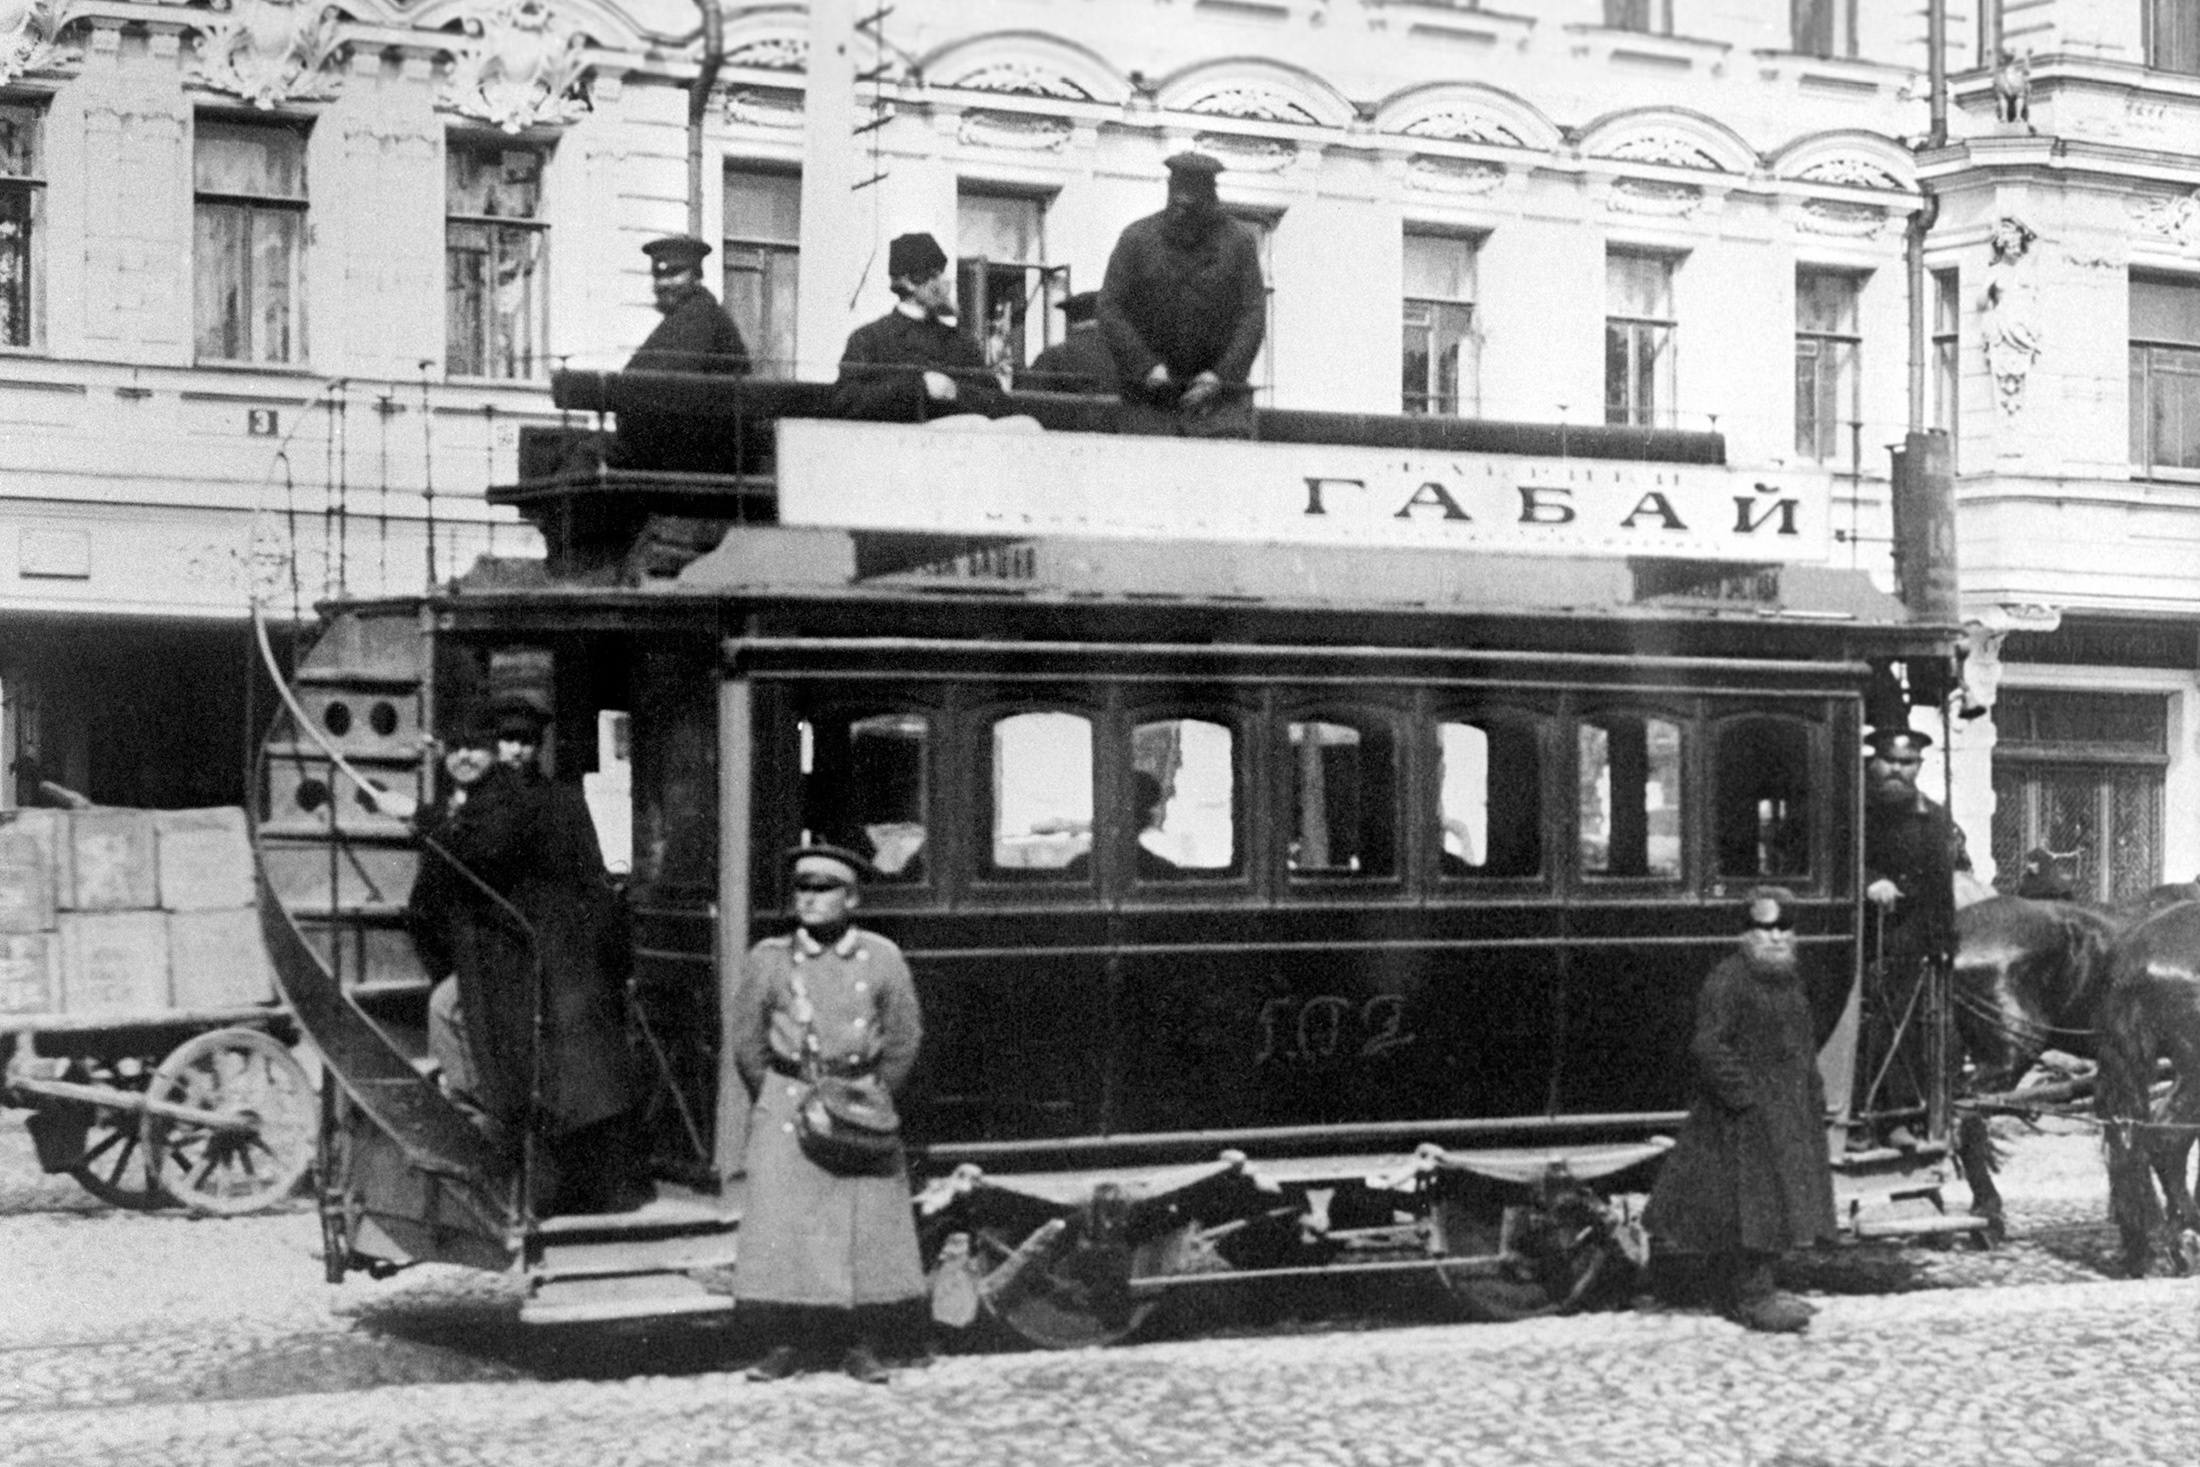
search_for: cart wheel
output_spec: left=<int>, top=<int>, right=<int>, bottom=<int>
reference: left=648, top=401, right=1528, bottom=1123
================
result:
left=61, top=1059, right=168, bottom=1212
left=141, top=1029, right=316, bottom=1217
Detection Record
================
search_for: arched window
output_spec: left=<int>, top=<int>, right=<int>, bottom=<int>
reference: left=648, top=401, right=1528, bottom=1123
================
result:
left=799, top=710, right=929, bottom=883
left=1715, top=716, right=1813, bottom=880
left=1436, top=716, right=1543, bottom=879
left=1285, top=713, right=1398, bottom=879
left=1128, top=716, right=1237, bottom=879
left=985, top=710, right=1094, bottom=877
left=1579, top=713, right=1683, bottom=879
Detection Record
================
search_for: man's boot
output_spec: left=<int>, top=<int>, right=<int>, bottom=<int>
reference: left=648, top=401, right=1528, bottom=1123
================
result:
left=1727, top=1252, right=1811, bottom=1334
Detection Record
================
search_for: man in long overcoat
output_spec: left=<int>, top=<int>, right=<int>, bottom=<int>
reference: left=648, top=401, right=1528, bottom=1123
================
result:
left=1864, top=726, right=1969, bottom=980
left=730, top=845, right=926, bottom=1384
left=1098, top=151, right=1266, bottom=436
left=1023, top=290, right=1115, bottom=394
left=832, top=232, right=1010, bottom=422
left=1644, top=887, right=1835, bottom=1332
left=613, top=234, right=750, bottom=472
left=403, top=694, right=648, bottom=1215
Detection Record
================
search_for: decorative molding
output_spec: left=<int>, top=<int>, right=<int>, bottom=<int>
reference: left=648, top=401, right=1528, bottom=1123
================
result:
left=0, top=0, right=80, bottom=85
left=723, top=86, right=803, bottom=130
left=1605, top=178, right=1703, bottom=217
left=724, top=35, right=805, bottom=73
left=1193, top=130, right=1296, bottom=172
left=1397, top=106, right=1527, bottom=149
left=1796, top=199, right=1887, bottom=238
left=438, top=0, right=591, bottom=135
left=1794, top=154, right=1903, bottom=191
left=186, top=0, right=346, bottom=110
left=948, top=59, right=1090, bottom=101
left=1983, top=217, right=2041, bottom=418
left=1405, top=154, right=1504, bottom=195
left=1599, top=130, right=1727, bottom=171
left=958, top=109, right=1071, bottom=152
left=2127, top=189, right=2200, bottom=254
left=1182, top=84, right=1318, bottom=126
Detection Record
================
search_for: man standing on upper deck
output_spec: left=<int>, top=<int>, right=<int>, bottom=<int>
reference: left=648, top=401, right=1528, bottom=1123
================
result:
left=1022, top=291, right=1116, bottom=394
left=1098, top=151, right=1266, bottom=436
left=613, top=234, right=750, bottom=472
left=833, top=232, right=1012, bottom=423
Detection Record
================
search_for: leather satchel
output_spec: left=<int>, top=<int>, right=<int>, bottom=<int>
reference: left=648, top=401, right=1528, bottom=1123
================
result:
left=787, top=968, right=903, bottom=1176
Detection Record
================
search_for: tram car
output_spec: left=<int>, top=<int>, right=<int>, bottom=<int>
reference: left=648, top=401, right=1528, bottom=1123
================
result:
left=255, top=377, right=1965, bottom=1342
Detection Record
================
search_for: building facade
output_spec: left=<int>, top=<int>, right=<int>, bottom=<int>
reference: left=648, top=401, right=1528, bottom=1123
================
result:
left=7, top=0, right=2188, bottom=902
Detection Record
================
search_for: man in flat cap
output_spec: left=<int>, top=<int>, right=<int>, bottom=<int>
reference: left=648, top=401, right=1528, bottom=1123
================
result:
left=1022, top=290, right=1116, bottom=395
left=1098, top=151, right=1267, bottom=436
left=613, top=235, right=751, bottom=471
left=1863, top=726, right=1969, bottom=974
left=832, top=231, right=1011, bottom=422
left=728, top=844, right=927, bottom=1385
left=1644, top=887, right=1835, bottom=1334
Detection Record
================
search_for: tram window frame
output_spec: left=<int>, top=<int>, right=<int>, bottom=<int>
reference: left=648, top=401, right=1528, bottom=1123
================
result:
left=1119, top=700, right=1252, bottom=894
left=1279, top=700, right=1406, bottom=890
left=1709, top=711, right=1822, bottom=891
left=1573, top=705, right=1689, bottom=888
left=971, top=699, right=1102, bottom=892
left=1430, top=706, right=1551, bottom=888
left=793, top=703, right=938, bottom=892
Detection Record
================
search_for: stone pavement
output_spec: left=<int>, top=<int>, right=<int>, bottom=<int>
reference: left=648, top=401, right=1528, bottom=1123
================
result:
left=4, top=1112, right=2197, bottom=1467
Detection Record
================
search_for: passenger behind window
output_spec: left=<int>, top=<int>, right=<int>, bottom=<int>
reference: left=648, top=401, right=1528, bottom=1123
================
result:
left=1131, top=769, right=1185, bottom=880
left=1438, top=721, right=1542, bottom=880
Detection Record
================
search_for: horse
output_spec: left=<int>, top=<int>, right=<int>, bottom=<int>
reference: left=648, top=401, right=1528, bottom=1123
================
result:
left=2094, top=901, right=2200, bottom=1276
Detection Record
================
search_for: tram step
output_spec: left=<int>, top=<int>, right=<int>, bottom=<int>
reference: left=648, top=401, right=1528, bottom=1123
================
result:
left=531, top=1183, right=741, bottom=1241
left=521, top=1272, right=735, bottom=1326
left=1850, top=1212, right=1992, bottom=1240
left=534, top=1230, right=742, bottom=1282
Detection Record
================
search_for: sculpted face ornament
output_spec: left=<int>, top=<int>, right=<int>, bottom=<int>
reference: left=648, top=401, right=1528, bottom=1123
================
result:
left=441, top=0, right=593, bottom=135
left=188, top=0, right=347, bottom=110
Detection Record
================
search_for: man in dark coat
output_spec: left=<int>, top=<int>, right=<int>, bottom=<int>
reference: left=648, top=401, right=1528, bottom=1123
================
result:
left=403, top=694, right=649, bottom=1215
left=731, top=845, right=926, bottom=1385
left=1644, top=887, right=1836, bottom=1333
left=1023, top=290, right=1115, bottom=394
left=612, top=234, right=750, bottom=472
left=1098, top=151, right=1266, bottom=436
left=1864, top=726, right=1969, bottom=977
left=832, top=232, right=1010, bottom=422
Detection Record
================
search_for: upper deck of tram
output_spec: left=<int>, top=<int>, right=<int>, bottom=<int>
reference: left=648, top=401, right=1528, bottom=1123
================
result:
left=416, top=371, right=1954, bottom=666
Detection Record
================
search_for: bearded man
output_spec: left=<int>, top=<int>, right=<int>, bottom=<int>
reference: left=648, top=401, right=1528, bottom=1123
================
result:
left=1097, top=151, right=1266, bottom=436
left=1644, top=887, right=1836, bottom=1333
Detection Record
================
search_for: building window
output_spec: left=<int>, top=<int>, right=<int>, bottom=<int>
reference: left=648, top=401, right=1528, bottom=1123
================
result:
left=445, top=140, right=548, bottom=380
left=1990, top=689, right=2167, bottom=904
left=1603, top=0, right=1672, bottom=34
left=1792, top=0, right=1858, bottom=58
left=1402, top=231, right=1477, bottom=416
left=2148, top=0, right=2200, bottom=73
left=1932, top=267, right=1959, bottom=455
left=1230, top=210, right=1278, bottom=405
left=1605, top=251, right=1676, bottom=428
left=958, top=190, right=1054, bottom=372
left=1795, top=269, right=1862, bottom=462
left=2129, top=274, right=2200, bottom=471
left=0, top=105, right=40, bottom=350
left=723, top=167, right=800, bottom=379
left=194, top=120, right=307, bottom=365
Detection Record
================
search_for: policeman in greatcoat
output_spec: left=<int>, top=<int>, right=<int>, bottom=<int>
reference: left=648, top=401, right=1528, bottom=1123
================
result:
left=1863, top=726, right=1969, bottom=981
left=730, top=845, right=926, bottom=1384
left=1098, top=151, right=1266, bottom=436
left=832, top=232, right=1011, bottom=422
left=1022, top=290, right=1115, bottom=394
left=1643, top=887, right=1836, bottom=1333
left=403, top=693, right=649, bottom=1215
left=612, top=234, right=750, bottom=471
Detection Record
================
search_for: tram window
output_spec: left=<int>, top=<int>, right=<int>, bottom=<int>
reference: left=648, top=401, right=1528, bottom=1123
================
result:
left=988, top=711, right=1094, bottom=874
left=1131, top=718, right=1236, bottom=877
left=1579, top=715, right=1683, bottom=879
left=1287, top=718, right=1396, bottom=877
left=799, top=712, right=929, bottom=882
left=1437, top=720, right=1542, bottom=878
left=1715, top=717, right=1812, bottom=879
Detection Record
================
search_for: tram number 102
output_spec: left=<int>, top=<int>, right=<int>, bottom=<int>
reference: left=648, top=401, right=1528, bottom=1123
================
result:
left=1253, top=993, right=1415, bottom=1068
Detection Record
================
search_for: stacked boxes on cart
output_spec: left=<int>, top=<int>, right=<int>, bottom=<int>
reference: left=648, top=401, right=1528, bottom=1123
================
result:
left=0, top=808, right=275, bottom=1017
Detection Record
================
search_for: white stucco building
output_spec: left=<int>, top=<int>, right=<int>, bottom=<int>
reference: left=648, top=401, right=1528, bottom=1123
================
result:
left=1, top=0, right=2193, bottom=900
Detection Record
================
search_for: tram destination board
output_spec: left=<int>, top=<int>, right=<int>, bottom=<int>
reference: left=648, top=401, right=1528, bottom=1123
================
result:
left=775, top=420, right=1831, bottom=564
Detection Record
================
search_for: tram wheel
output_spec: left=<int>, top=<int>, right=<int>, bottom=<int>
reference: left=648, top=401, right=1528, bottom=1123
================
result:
left=974, top=1218, right=1205, bottom=1350
left=141, top=1029, right=317, bottom=1217
left=57, top=1058, right=169, bottom=1212
left=1432, top=1207, right=1618, bottom=1324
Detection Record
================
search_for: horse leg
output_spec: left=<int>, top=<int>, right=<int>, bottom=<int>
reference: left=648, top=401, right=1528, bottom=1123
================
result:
left=1954, top=1112, right=2005, bottom=1242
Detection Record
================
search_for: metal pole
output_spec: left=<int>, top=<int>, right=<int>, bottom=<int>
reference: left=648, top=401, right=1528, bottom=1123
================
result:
left=687, top=0, right=725, bottom=241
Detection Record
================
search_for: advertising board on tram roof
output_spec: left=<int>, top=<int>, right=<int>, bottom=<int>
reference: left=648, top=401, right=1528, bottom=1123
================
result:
left=775, top=420, right=1832, bottom=565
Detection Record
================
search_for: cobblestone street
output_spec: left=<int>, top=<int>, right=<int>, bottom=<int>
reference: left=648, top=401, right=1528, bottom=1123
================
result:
left=4, top=1112, right=2197, bottom=1467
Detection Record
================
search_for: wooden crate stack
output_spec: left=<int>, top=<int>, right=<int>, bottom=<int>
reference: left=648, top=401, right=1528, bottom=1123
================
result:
left=0, top=807, right=274, bottom=1018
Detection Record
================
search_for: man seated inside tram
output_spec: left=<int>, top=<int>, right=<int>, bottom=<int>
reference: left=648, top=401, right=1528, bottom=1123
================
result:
left=832, top=232, right=1026, bottom=426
